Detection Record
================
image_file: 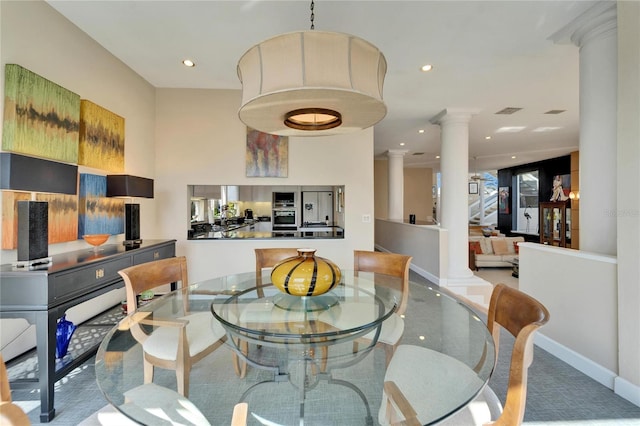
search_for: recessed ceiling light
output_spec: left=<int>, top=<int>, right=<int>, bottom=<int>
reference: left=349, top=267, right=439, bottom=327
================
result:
left=532, top=126, right=562, bottom=132
left=496, top=126, right=526, bottom=133
left=485, top=136, right=491, bottom=140
left=436, top=155, right=440, bottom=159
left=399, top=142, right=405, bottom=146
left=418, top=129, right=425, bottom=134
left=421, top=64, right=433, bottom=72
left=182, top=59, right=195, bottom=67
left=511, top=155, right=517, bottom=159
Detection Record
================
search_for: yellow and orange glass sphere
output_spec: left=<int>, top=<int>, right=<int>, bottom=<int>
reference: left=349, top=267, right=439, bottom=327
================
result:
left=271, top=249, right=341, bottom=296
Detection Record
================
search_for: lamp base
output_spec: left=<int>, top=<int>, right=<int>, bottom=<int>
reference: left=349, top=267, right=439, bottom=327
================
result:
left=123, top=239, right=142, bottom=247
left=13, top=257, right=53, bottom=269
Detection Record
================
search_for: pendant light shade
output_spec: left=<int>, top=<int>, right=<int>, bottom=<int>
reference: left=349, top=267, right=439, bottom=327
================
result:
left=237, top=31, right=387, bottom=136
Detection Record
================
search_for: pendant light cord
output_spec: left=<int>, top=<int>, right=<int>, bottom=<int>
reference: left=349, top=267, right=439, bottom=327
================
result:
left=310, top=0, right=315, bottom=30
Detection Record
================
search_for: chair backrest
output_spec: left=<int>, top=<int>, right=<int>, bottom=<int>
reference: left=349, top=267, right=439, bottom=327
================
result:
left=1, top=354, right=31, bottom=425
left=254, top=248, right=300, bottom=274
left=487, top=283, right=550, bottom=426
left=119, top=256, right=188, bottom=314
left=353, top=250, right=412, bottom=315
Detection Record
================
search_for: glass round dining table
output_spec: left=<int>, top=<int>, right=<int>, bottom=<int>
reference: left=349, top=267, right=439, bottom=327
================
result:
left=95, top=270, right=495, bottom=425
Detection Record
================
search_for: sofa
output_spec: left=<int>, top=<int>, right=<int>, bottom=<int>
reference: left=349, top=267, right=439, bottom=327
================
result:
left=469, top=236, right=524, bottom=269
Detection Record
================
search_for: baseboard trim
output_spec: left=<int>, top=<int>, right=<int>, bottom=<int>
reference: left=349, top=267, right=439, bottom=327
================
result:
left=614, top=376, right=640, bottom=407
left=410, top=264, right=443, bottom=285
left=374, top=244, right=444, bottom=285
left=535, top=337, right=640, bottom=409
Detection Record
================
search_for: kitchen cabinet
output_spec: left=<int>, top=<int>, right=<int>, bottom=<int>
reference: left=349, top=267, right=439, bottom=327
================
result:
left=252, top=186, right=272, bottom=202
left=255, top=221, right=272, bottom=232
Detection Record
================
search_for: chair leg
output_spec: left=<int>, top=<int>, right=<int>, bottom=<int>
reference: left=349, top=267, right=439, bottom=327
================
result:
left=143, top=358, right=154, bottom=384
left=176, top=363, right=190, bottom=397
left=320, top=346, right=328, bottom=372
left=232, top=339, right=248, bottom=378
left=384, top=343, right=397, bottom=367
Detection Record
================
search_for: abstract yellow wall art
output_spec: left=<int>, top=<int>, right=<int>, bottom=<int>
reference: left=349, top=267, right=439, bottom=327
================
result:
left=79, top=99, right=125, bottom=172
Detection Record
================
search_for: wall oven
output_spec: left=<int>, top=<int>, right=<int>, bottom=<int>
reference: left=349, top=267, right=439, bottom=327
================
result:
left=272, top=208, right=297, bottom=231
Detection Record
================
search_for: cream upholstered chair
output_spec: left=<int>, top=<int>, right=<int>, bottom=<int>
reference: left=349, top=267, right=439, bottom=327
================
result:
left=1, top=354, right=31, bottom=426
left=118, top=256, right=227, bottom=397
left=380, top=283, right=550, bottom=426
left=352, top=250, right=412, bottom=365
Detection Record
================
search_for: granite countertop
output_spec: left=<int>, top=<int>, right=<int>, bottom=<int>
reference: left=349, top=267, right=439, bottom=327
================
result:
left=189, top=228, right=344, bottom=240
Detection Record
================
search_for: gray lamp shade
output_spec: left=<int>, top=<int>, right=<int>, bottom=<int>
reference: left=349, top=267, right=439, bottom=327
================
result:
left=0, top=153, right=77, bottom=194
left=106, top=175, right=154, bottom=198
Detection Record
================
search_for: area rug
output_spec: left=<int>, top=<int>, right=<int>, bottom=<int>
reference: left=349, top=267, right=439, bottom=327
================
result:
left=77, top=404, right=137, bottom=426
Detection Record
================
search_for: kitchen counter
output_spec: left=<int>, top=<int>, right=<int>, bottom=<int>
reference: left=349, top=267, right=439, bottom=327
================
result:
left=189, top=227, right=344, bottom=240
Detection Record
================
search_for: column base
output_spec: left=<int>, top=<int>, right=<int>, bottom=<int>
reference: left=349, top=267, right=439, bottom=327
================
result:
left=442, top=275, right=493, bottom=310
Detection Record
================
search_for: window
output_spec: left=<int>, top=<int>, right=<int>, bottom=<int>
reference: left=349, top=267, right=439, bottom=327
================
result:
left=516, top=171, right=539, bottom=234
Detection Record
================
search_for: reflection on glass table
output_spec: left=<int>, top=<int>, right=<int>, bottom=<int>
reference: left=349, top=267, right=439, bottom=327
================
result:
left=95, top=271, right=495, bottom=425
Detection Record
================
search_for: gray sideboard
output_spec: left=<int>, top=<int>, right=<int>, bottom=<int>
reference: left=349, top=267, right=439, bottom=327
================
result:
left=0, top=239, right=176, bottom=422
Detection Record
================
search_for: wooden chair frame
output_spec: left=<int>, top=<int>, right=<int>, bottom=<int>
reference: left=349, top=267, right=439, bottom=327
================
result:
left=383, top=283, right=550, bottom=426
left=254, top=248, right=301, bottom=287
left=353, top=250, right=412, bottom=365
left=1, top=354, right=31, bottom=425
left=119, top=256, right=226, bottom=397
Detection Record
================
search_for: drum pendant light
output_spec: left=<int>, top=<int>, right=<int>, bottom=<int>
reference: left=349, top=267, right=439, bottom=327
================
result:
left=237, top=1, right=387, bottom=136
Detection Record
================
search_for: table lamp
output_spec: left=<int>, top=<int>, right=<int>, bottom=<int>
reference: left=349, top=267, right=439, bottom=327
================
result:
left=106, top=175, right=154, bottom=247
left=0, top=153, right=78, bottom=266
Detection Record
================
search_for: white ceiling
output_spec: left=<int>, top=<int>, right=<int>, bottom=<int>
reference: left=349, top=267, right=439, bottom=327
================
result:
left=46, top=0, right=597, bottom=172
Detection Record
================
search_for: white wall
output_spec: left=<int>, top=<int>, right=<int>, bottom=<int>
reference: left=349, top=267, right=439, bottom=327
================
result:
left=154, top=89, right=375, bottom=283
left=0, top=0, right=157, bottom=263
left=519, top=243, right=618, bottom=387
left=616, top=0, right=640, bottom=404
left=0, top=2, right=375, bottom=275
left=375, top=218, right=446, bottom=285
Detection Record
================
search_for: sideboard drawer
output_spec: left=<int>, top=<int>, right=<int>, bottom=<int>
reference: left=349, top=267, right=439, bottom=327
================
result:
left=133, top=245, right=175, bottom=265
left=53, top=257, right=133, bottom=302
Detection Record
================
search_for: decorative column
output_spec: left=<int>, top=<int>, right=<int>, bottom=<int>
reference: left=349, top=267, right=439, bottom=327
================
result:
left=387, top=150, right=407, bottom=221
left=430, top=109, right=479, bottom=282
left=551, top=2, right=617, bottom=255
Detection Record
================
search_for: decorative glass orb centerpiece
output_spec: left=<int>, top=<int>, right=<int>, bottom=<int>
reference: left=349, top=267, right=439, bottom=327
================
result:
left=271, top=249, right=341, bottom=297
left=83, top=234, right=110, bottom=252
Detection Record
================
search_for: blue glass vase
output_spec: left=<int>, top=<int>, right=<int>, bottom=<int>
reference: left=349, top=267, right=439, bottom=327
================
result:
left=56, top=314, right=77, bottom=359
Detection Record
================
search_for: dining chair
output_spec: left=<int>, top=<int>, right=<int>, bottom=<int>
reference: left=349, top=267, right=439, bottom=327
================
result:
left=118, top=256, right=227, bottom=397
left=245, top=247, right=302, bottom=373
left=379, top=283, right=550, bottom=426
left=0, top=354, right=31, bottom=426
left=254, top=248, right=300, bottom=287
left=231, top=402, right=248, bottom=426
left=353, top=250, right=413, bottom=365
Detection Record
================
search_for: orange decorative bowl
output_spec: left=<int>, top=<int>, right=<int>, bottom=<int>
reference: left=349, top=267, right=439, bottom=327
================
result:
left=83, top=234, right=110, bottom=248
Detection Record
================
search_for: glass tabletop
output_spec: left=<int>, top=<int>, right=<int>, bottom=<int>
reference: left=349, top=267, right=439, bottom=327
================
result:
left=95, top=270, right=495, bottom=425
left=209, top=271, right=397, bottom=348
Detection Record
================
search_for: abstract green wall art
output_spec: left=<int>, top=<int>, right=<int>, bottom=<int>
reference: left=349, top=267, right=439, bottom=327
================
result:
left=2, top=64, right=80, bottom=163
